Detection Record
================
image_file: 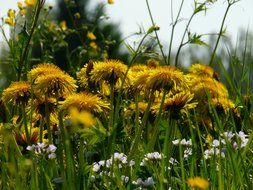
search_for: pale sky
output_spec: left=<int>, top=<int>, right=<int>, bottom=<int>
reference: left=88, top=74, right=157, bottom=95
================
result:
left=0, top=0, right=253, bottom=50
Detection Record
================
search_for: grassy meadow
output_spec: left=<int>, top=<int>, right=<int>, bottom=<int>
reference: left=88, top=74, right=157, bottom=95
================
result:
left=0, top=0, right=253, bottom=189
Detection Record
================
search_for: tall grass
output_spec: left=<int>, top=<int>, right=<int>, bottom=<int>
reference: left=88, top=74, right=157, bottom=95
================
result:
left=0, top=0, right=252, bottom=189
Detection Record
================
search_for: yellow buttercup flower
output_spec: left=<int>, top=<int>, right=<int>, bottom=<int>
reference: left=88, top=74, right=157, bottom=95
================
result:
left=187, top=176, right=209, bottom=189
left=2, top=81, right=31, bottom=105
left=60, top=92, right=109, bottom=114
left=87, top=31, right=96, bottom=40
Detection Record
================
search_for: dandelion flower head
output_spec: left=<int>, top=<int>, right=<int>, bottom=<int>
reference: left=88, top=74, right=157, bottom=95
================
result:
left=90, top=60, right=128, bottom=85
left=2, top=81, right=31, bottom=105
left=187, top=176, right=209, bottom=189
left=60, top=92, right=109, bottom=114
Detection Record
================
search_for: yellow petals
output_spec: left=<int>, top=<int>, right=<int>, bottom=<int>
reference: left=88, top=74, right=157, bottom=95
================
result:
left=74, top=12, right=81, bottom=19
left=25, top=0, right=37, bottom=6
left=7, top=9, right=15, bottom=18
left=61, top=92, right=109, bottom=114
left=17, top=2, right=24, bottom=9
left=90, top=60, right=128, bottom=85
left=5, top=17, right=15, bottom=26
left=89, top=42, right=98, bottom=50
left=108, top=0, right=114, bottom=4
left=187, top=177, right=209, bottom=189
left=20, top=9, right=26, bottom=16
left=69, top=108, right=96, bottom=127
left=60, top=20, right=67, bottom=31
left=2, top=81, right=31, bottom=105
left=87, top=31, right=97, bottom=40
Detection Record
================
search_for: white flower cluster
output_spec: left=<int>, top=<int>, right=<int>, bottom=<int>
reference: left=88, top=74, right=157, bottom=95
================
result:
left=172, top=139, right=192, bottom=146
left=91, top=152, right=159, bottom=187
left=140, top=152, right=163, bottom=166
left=27, top=143, right=57, bottom=160
left=204, top=131, right=249, bottom=159
left=92, top=152, right=129, bottom=173
left=172, top=139, right=193, bottom=160
left=132, top=177, right=155, bottom=187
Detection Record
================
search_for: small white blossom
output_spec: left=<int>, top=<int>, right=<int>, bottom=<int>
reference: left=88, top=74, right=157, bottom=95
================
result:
left=48, top=153, right=56, bottom=159
left=93, top=163, right=101, bottom=172
left=47, top=144, right=57, bottom=153
left=212, top=139, right=220, bottom=147
left=121, top=175, right=129, bottom=184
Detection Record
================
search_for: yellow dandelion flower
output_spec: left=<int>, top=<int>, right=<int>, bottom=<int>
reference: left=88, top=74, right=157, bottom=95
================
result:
left=7, top=9, right=15, bottom=18
left=5, top=17, right=15, bottom=26
left=31, top=97, right=57, bottom=117
left=34, top=72, right=77, bottom=98
left=128, top=69, right=151, bottom=94
left=146, top=66, right=187, bottom=91
left=189, top=76, right=229, bottom=99
left=15, top=128, right=39, bottom=149
left=87, top=31, right=97, bottom=40
left=60, top=92, right=109, bottom=114
left=28, top=63, right=64, bottom=81
left=77, top=61, right=96, bottom=89
left=152, top=91, right=197, bottom=117
left=25, top=0, right=36, bottom=6
left=69, top=107, right=96, bottom=127
left=211, top=97, right=235, bottom=114
left=187, top=176, right=209, bottom=189
left=189, top=63, right=214, bottom=77
left=77, top=66, right=89, bottom=88
left=89, top=42, right=98, bottom=50
left=17, top=2, right=24, bottom=10
left=108, top=0, right=114, bottom=4
left=90, top=60, right=128, bottom=85
left=129, top=102, right=148, bottom=114
left=20, top=9, right=26, bottom=16
left=130, top=64, right=149, bottom=72
left=60, top=20, right=67, bottom=31
left=147, top=59, right=159, bottom=68
left=2, top=81, right=31, bottom=105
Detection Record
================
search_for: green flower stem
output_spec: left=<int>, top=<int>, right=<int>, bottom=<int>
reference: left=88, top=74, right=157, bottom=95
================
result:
left=145, top=0, right=167, bottom=64
left=17, top=0, right=45, bottom=80
left=45, top=95, right=53, bottom=144
left=168, top=0, right=185, bottom=64
left=147, top=89, right=167, bottom=151
left=22, top=103, right=30, bottom=144
left=129, top=90, right=154, bottom=159
left=209, top=2, right=232, bottom=67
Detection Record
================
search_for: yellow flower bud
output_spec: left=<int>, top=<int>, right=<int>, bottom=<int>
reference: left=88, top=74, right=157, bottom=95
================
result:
left=87, top=31, right=96, bottom=40
left=108, top=0, right=114, bottom=4
left=5, top=17, right=15, bottom=26
left=7, top=9, right=15, bottom=19
left=60, top=20, right=67, bottom=31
